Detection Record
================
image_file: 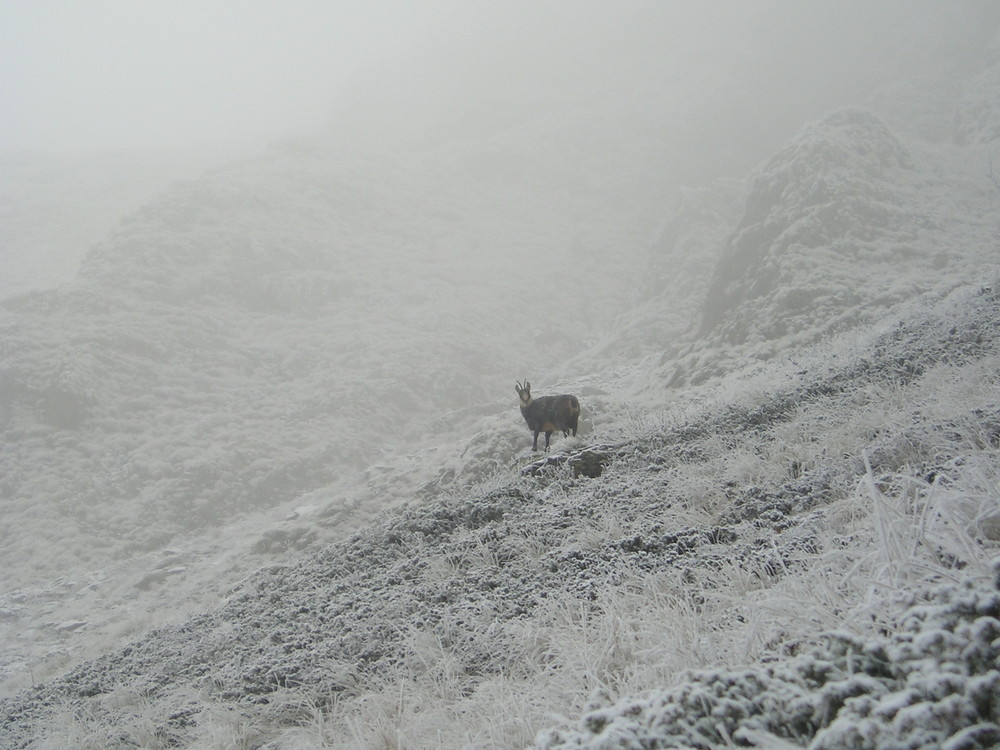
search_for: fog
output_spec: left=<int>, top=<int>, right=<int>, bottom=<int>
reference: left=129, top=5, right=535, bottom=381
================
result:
left=3, top=0, right=1000, bottom=731
left=1, top=1, right=418, bottom=155
left=5, top=1, right=966, bottom=300
left=0, top=1, right=955, bottom=157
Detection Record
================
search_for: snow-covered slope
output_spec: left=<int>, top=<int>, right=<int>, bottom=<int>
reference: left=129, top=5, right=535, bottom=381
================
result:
left=577, top=110, right=996, bottom=407
left=699, top=106, right=992, bottom=344
left=0, top=118, right=674, bottom=696
left=3, top=276, right=999, bottom=749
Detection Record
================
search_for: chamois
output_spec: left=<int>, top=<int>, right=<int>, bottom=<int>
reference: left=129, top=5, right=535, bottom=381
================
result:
left=515, top=379, right=580, bottom=451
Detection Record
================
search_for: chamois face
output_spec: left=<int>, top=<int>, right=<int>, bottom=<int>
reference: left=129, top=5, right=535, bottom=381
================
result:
left=515, top=380, right=532, bottom=408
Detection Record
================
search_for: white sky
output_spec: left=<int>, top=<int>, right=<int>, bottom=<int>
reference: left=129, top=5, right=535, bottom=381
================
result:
left=0, top=1, right=432, bottom=154
left=0, top=1, right=970, bottom=157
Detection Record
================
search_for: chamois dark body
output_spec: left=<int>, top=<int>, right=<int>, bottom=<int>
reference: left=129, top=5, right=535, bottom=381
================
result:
left=516, top=380, right=580, bottom=451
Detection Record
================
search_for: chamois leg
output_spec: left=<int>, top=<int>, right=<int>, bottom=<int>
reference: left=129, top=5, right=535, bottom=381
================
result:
left=544, top=430, right=553, bottom=451
left=532, top=431, right=540, bottom=451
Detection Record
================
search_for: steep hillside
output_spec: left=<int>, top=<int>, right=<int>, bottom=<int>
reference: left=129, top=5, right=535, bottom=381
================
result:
left=613, top=106, right=998, bottom=396
left=2, top=276, right=998, bottom=749
left=0, top=120, right=674, bottom=695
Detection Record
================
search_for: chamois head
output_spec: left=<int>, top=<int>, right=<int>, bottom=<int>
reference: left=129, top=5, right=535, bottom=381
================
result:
left=515, top=379, right=580, bottom=451
left=515, top=379, right=532, bottom=409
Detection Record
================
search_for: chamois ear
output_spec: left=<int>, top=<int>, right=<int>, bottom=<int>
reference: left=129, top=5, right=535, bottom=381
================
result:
left=515, top=380, right=523, bottom=393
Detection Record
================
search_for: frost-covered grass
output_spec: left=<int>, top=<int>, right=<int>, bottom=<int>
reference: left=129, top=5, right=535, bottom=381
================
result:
left=296, top=329, right=1000, bottom=750
left=309, top=371, right=999, bottom=749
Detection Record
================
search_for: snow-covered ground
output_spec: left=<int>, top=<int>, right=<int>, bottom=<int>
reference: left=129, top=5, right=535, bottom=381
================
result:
left=3, top=276, right=999, bottom=749
left=2, top=6, right=1000, bottom=749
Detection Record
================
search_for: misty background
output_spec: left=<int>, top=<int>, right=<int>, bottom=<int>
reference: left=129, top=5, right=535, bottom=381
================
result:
left=3, top=1, right=1000, bottom=740
left=3, top=1, right=978, bottom=299
left=1, top=2, right=923, bottom=154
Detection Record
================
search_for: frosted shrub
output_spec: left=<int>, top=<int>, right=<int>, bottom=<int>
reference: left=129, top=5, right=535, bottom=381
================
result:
left=535, top=564, right=1000, bottom=750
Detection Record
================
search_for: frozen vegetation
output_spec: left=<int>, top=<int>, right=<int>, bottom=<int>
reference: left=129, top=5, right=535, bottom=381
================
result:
left=2, top=5, right=1000, bottom=749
